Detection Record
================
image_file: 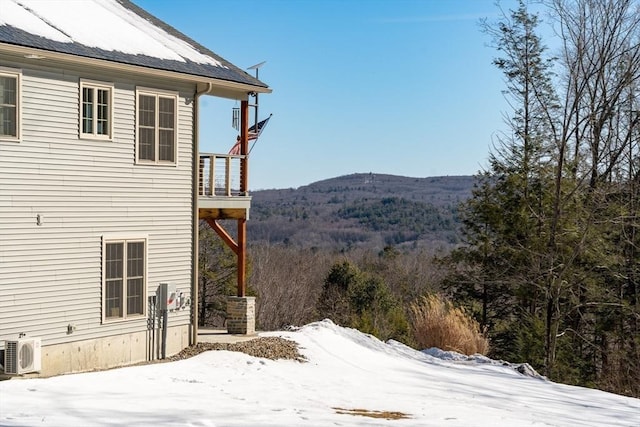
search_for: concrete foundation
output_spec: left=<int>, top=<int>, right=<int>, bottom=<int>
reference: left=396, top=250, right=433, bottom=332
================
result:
left=226, top=296, right=256, bottom=335
left=7, top=324, right=190, bottom=378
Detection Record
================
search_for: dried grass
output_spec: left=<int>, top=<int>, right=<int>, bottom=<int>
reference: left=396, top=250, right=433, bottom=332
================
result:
left=333, top=407, right=411, bottom=420
left=409, top=294, right=489, bottom=356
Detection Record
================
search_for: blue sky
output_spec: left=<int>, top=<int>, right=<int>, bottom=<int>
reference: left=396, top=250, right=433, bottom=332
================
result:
left=135, top=0, right=523, bottom=190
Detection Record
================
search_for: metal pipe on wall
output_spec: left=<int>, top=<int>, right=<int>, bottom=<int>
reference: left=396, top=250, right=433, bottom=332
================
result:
left=191, top=83, right=212, bottom=346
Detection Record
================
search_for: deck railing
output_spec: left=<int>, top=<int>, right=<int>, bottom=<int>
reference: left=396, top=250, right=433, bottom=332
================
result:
left=198, top=153, right=247, bottom=197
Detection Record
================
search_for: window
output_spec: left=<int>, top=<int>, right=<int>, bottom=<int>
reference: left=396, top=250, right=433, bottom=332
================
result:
left=136, top=89, right=177, bottom=164
left=80, top=80, right=112, bottom=139
left=0, top=68, right=20, bottom=140
left=103, top=237, right=146, bottom=321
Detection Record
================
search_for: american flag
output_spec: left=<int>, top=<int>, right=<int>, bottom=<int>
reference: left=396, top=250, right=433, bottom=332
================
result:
left=228, top=137, right=241, bottom=155
left=229, top=114, right=272, bottom=155
left=248, top=114, right=272, bottom=140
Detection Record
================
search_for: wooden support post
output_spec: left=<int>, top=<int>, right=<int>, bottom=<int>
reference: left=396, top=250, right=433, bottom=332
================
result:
left=225, top=156, right=231, bottom=196
left=208, top=155, right=214, bottom=196
left=237, top=99, right=249, bottom=297
left=240, top=100, right=249, bottom=194
left=238, top=218, right=246, bottom=297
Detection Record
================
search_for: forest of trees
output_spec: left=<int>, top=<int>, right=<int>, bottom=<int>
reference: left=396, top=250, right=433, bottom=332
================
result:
left=448, top=0, right=639, bottom=396
left=247, top=174, right=472, bottom=250
left=198, top=0, right=639, bottom=398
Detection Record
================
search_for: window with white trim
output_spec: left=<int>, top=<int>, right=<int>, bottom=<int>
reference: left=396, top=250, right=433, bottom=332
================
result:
left=80, top=80, right=113, bottom=139
left=136, top=89, right=177, bottom=164
left=0, top=68, right=20, bottom=140
left=103, top=238, right=146, bottom=321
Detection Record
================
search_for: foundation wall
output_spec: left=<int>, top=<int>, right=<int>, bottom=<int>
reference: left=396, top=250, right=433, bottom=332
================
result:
left=8, top=324, right=190, bottom=378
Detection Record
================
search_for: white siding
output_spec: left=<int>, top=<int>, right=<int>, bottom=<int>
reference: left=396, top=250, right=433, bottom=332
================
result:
left=0, top=56, right=195, bottom=347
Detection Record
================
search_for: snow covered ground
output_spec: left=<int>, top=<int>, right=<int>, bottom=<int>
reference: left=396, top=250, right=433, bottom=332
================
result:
left=1, top=320, right=638, bottom=426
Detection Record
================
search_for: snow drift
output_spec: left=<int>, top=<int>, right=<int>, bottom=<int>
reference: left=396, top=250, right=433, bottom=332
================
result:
left=0, top=319, right=638, bottom=426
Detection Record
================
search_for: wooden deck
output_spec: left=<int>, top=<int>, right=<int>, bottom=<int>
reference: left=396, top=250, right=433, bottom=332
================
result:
left=197, top=152, right=250, bottom=297
left=198, top=152, right=251, bottom=220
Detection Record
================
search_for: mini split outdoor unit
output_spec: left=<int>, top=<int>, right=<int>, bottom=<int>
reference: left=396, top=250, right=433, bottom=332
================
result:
left=4, top=337, right=42, bottom=375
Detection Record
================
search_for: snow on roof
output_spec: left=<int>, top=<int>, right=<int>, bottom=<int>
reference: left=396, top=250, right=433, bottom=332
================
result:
left=0, top=0, right=222, bottom=66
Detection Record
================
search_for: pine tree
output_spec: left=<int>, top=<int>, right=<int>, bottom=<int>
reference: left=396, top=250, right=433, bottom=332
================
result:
left=448, top=0, right=640, bottom=395
left=448, top=0, right=558, bottom=368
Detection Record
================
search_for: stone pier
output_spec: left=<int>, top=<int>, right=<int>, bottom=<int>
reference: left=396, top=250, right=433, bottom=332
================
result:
left=226, top=296, right=256, bottom=335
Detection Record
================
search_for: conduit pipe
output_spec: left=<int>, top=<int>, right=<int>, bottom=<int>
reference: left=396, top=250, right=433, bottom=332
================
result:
left=191, top=82, right=212, bottom=346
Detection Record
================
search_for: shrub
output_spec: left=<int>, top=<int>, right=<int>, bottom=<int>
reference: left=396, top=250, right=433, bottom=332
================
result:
left=409, top=294, right=489, bottom=355
left=317, top=260, right=410, bottom=343
left=317, top=261, right=361, bottom=326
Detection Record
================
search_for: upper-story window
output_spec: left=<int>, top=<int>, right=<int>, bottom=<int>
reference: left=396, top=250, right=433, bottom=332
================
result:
left=0, top=68, right=21, bottom=141
left=136, top=88, right=177, bottom=165
left=80, top=80, right=113, bottom=140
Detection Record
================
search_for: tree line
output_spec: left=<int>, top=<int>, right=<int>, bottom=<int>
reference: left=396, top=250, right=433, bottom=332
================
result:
left=447, top=0, right=639, bottom=397
left=198, top=0, right=639, bottom=398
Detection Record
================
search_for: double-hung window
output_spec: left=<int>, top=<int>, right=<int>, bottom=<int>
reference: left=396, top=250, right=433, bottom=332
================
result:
left=136, top=89, right=177, bottom=164
left=80, top=80, right=112, bottom=139
left=103, top=237, right=146, bottom=321
left=0, top=68, right=20, bottom=140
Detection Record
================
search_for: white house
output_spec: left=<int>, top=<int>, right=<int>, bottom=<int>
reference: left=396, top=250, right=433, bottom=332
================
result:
left=0, top=0, right=269, bottom=376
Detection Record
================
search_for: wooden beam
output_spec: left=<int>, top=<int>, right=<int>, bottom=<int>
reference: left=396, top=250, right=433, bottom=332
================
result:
left=237, top=218, right=247, bottom=297
left=236, top=100, right=249, bottom=297
left=240, top=100, right=249, bottom=193
left=205, top=218, right=239, bottom=255
left=198, top=207, right=248, bottom=220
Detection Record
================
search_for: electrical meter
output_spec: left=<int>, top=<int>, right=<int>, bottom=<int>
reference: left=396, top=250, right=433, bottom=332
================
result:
left=157, top=283, right=178, bottom=311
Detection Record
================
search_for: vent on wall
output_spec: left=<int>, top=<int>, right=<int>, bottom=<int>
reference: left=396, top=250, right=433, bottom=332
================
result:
left=4, top=338, right=42, bottom=375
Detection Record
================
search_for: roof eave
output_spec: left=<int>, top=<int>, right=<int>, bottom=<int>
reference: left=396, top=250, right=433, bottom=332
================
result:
left=0, top=42, right=271, bottom=99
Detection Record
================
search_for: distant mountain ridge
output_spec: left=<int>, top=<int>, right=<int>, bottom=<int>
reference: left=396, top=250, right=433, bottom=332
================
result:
left=248, top=173, right=475, bottom=251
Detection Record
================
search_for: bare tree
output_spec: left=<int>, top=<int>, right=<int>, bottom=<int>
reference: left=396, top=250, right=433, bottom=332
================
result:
left=249, top=245, right=334, bottom=330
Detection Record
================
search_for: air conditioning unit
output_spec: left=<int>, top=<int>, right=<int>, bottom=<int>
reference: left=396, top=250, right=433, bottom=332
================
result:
left=4, top=338, right=42, bottom=375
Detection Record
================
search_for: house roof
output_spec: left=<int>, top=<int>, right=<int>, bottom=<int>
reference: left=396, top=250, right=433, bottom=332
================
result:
left=0, top=0, right=268, bottom=92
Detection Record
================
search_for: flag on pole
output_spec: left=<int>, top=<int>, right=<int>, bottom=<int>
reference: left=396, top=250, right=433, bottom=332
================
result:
left=248, top=114, right=272, bottom=140
left=229, top=114, right=272, bottom=155
left=229, top=136, right=241, bottom=155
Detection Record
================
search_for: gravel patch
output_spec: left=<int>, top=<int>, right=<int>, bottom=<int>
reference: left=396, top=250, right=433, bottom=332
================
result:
left=167, top=336, right=306, bottom=362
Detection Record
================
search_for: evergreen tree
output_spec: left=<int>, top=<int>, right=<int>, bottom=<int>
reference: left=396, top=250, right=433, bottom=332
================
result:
left=447, top=0, right=640, bottom=396
left=448, top=0, right=558, bottom=368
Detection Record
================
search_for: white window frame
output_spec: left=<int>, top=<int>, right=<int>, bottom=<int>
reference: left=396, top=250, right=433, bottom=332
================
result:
left=102, top=234, right=148, bottom=323
left=135, top=87, right=178, bottom=165
left=80, top=79, right=113, bottom=140
left=0, top=67, right=21, bottom=142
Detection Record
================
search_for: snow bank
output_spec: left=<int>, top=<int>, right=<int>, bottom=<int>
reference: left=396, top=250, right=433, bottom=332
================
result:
left=1, top=319, right=638, bottom=426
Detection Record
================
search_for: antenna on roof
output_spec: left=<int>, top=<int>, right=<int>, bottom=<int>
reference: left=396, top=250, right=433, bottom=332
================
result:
left=247, top=61, right=266, bottom=77
left=246, top=61, right=266, bottom=130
